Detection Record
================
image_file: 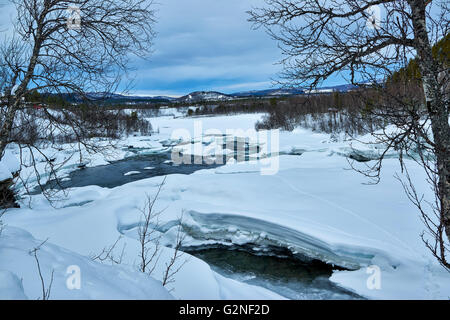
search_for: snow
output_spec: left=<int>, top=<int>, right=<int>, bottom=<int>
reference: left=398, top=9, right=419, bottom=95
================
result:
left=0, top=149, right=20, bottom=181
left=124, top=171, right=141, bottom=176
left=1, top=111, right=449, bottom=299
left=0, top=227, right=173, bottom=300
left=0, top=270, right=28, bottom=300
left=0, top=165, right=12, bottom=182
left=1, top=184, right=284, bottom=299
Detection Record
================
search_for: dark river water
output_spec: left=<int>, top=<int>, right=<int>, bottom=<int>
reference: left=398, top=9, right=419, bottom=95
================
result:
left=39, top=151, right=219, bottom=190
left=184, top=245, right=362, bottom=300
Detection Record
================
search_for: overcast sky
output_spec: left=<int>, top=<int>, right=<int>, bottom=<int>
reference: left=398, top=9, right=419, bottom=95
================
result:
left=129, top=0, right=285, bottom=96
left=1, top=0, right=345, bottom=97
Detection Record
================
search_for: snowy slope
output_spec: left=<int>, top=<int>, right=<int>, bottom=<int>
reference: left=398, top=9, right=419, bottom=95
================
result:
left=0, top=227, right=173, bottom=300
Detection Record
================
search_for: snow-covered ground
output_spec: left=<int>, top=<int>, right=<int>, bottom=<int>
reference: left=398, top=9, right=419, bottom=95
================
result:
left=1, top=110, right=449, bottom=299
left=0, top=150, right=20, bottom=181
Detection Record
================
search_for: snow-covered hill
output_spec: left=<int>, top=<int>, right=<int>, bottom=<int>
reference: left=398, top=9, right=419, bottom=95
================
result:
left=178, top=91, right=233, bottom=103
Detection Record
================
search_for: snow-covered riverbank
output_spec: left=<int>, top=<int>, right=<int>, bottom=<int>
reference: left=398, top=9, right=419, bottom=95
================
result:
left=1, top=111, right=449, bottom=299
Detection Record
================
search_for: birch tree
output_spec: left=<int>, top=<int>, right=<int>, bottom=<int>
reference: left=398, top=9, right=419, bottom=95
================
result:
left=0, top=0, right=155, bottom=201
left=249, top=0, right=449, bottom=269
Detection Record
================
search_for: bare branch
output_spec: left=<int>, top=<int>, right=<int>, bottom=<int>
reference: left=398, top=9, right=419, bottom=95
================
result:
left=29, top=238, right=54, bottom=300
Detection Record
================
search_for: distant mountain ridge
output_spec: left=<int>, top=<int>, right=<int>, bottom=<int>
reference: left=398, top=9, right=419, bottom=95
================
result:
left=46, top=92, right=177, bottom=104
left=40, top=83, right=359, bottom=105
left=175, top=84, right=358, bottom=102
left=230, top=84, right=357, bottom=98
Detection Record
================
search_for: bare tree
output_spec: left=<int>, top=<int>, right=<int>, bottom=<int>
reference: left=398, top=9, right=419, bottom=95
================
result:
left=137, top=178, right=187, bottom=288
left=138, top=178, right=166, bottom=275
left=90, top=235, right=126, bottom=265
left=29, top=239, right=54, bottom=300
left=0, top=0, right=156, bottom=203
left=249, top=1, right=450, bottom=269
left=162, top=213, right=187, bottom=289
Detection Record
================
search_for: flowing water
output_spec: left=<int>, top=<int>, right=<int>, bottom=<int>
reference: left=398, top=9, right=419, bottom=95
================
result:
left=184, top=245, right=362, bottom=300
left=38, top=151, right=219, bottom=190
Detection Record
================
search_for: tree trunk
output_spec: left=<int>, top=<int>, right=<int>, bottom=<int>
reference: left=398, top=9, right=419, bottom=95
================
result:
left=0, top=12, right=45, bottom=160
left=409, top=0, right=450, bottom=242
left=0, top=105, right=17, bottom=159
